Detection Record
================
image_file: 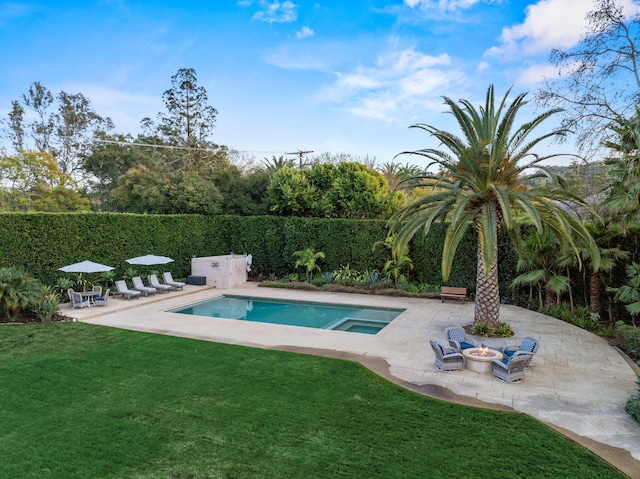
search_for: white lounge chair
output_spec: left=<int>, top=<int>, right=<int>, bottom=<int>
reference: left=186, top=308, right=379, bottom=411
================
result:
left=162, top=272, right=185, bottom=290
left=132, top=276, right=157, bottom=296
left=115, top=280, right=141, bottom=300
left=148, top=274, right=172, bottom=293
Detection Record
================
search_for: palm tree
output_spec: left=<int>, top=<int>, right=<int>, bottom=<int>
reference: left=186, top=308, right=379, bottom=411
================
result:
left=511, top=230, right=570, bottom=309
left=601, top=109, right=640, bottom=232
left=293, top=247, right=325, bottom=283
left=391, top=85, right=600, bottom=328
left=581, top=217, right=629, bottom=316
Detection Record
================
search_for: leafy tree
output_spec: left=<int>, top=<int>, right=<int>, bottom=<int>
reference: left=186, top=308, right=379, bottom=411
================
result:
left=4, top=82, right=113, bottom=179
left=391, top=85, right=600, bottom=328
left=266, top=167, right=319, bottom=216
left=110, top=165, right=222, bottom=214
left=537, top=0, right=640, bottom=155
left=267, top=162, right=404, bottom=219
left=214, top=168, right=271, bottom=215
left=293, top=248, right=325, bottom=283
left=326, top=162, right=404, bottom=219
left=141, top=68, right=221, bottom=172
left=83, top=133, right=159, bottom=210
left=0, top=151, right=89, bottom=211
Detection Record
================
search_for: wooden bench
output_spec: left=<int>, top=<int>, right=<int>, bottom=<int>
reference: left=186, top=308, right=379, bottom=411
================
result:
left=440, top=286, right=467, bottom=302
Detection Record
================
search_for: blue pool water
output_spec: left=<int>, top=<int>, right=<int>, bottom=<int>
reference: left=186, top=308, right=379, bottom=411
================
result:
left=168, top=295, right=404, bottom=334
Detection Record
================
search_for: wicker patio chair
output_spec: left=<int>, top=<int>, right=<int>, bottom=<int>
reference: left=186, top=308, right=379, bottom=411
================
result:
left=445, top=326, right=477, bottom=352
left=490, top=353, right=533, bottom=383
left=430, top=339, right=465, bottom=372
left=93, top=289, right=110, bottom=306
left=501, top=337, right=539, bottom=362
left=70, top=291, right=90, bottom=309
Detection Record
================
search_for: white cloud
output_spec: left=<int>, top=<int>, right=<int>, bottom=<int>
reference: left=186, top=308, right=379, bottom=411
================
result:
left=486, top=0, right=640, bottom=59
left=296, top=26, right=314, bottom=39
left=253, top=0, right=297, bottom=23
left=404, top=0, right=495, bottom=11
left=237, top=0, right=253, bottom=6
left=512, top=62, right=561, bottom=87
left=318, top=47, right=464, bottom=121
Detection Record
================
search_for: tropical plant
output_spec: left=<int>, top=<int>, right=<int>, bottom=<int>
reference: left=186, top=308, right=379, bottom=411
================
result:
left=32, top=291, right=61, bottom=321
left=601, top=109, right=640, bottom=232
left=391, top=85, right=600, bottom=328
left=292, top=248, right=325, bottom=283
left=0, top=267, right=44, bottom=320
left=580, top=217, right=629, bottom=315
left=511, top=230, right=570, bottom=309
left=333, top=264, right=357, bottom=285
left=614, top=262, right=640, bottom=323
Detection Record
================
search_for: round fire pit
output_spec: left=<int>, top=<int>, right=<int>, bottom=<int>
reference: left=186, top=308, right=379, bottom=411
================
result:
left=462, top=347, right=503, bottom=373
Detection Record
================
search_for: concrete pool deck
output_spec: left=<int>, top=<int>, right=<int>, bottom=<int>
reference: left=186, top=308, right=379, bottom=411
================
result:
left=72, top=283, right=640, bottom=477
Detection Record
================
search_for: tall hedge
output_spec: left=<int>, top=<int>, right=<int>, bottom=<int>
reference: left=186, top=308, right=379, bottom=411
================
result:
left=0, top=213, right=519, bottom=293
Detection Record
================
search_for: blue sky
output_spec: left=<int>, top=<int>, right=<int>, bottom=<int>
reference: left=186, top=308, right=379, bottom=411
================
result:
left=1, top=0, right=638, bottom=167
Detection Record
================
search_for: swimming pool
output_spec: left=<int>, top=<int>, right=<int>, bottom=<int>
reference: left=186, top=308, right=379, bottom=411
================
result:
left=168, top=295, right=404, bottom=334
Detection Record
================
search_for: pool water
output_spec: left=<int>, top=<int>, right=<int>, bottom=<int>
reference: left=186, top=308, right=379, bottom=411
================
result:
left=168, top=295, right=404, bottom=334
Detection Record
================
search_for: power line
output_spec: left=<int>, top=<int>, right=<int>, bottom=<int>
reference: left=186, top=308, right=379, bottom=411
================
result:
left=94, top=139, right=287, bottom=156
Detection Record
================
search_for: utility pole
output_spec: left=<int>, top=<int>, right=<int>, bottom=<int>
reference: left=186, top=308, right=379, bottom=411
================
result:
left=286, top=149, right=313, bottom=168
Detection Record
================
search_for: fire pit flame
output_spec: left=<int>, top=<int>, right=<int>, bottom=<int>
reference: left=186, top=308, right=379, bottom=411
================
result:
left=479, top=345, right=490, bottom=356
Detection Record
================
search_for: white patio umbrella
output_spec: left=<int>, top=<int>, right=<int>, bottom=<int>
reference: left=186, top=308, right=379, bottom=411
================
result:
left=58, top=260, right=115, bottom=273
left=125, top=254, right=174, bottom=266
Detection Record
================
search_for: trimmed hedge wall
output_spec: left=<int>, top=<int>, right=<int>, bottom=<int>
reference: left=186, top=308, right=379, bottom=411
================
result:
left=0, top=213, right=520, bottom=293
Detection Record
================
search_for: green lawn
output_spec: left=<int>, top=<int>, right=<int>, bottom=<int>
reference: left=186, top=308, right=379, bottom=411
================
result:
left=0, top=323, right=627, bottom=479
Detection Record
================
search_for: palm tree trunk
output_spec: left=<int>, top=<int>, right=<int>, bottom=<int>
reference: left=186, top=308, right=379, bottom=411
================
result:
left=589, top=270, right=600, bottom=314
left=474, top=240, right=501, bottom=329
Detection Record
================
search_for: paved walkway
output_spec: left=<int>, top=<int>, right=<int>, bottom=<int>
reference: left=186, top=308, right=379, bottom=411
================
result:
left=72, top=283, right=640, bottom=478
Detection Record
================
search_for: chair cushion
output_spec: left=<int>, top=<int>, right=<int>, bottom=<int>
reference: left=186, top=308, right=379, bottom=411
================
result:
left=460, top=341, right=474, bottom=350
left=521, top=337, right=537, bottom=353
left=448, top=329, right=464, bottom=342
left=503, top=349, right=515, bottom=358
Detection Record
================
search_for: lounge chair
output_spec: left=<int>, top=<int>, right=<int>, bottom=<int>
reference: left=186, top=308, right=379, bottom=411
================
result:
left=430, top=339, right=465, bottom=371
left=93, top=289, right=110, bottom=306
left=115, top=280, right=141, bottom=300
left=162, top=272, right=185, bottom=290
left=491, top=353, right=533, bottom=383
left=132, top=276, right=157, bottom=296
left=445, top=326, right=477, bottom=351
left=70, top=291, right=90, bottom=309
left=148, top=274, right=172, bottom=293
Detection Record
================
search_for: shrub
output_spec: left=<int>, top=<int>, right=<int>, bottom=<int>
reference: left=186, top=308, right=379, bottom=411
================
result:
left=626, top=376, right=640, bottom=424
left=32, top=292, right=61, bottom=321
left=495, top=323, right=513, bottom=338
left=473, top=323, right=491, bottom=336
left=616, top=324, right=640, bottom=360
left=0, top=267, right=44, bottom=321
left=540, top=304, right=600, bottom=330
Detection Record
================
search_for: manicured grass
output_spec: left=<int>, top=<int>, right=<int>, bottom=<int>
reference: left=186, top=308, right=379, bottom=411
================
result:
left=0, top=323, right=626, bottom=478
